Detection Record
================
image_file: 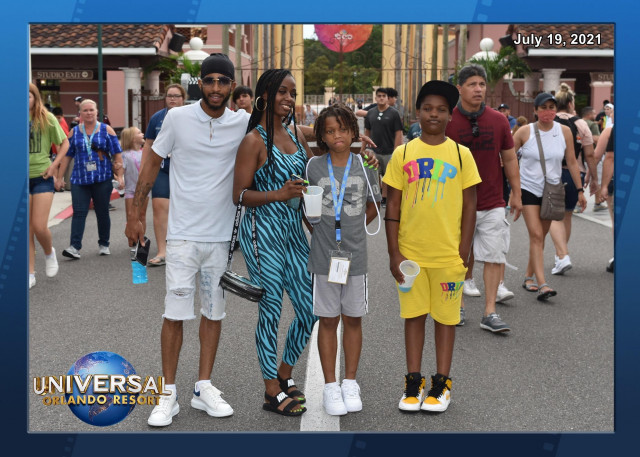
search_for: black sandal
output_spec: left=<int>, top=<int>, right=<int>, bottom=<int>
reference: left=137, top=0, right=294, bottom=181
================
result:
left=263, top=391, right=306, bottom=416
left=278, top=374, right=306, bottom=404
left=537, top=283, right=557, bottom=301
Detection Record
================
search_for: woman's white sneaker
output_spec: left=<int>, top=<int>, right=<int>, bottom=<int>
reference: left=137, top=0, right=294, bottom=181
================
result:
left=551, top=255, right=572, bottom=275
left=45, top=248, right=59, bottom=277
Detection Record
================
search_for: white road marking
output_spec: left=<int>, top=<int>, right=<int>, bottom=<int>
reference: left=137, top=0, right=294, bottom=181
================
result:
left=574, top=212, right=613, bottom=228
left=300, top=320, right=342, bottom=431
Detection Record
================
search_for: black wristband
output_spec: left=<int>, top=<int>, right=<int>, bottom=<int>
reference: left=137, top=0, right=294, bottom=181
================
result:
left=384, top=217, right=400, bottom=222
left=576, top=188, right=584, bottom=193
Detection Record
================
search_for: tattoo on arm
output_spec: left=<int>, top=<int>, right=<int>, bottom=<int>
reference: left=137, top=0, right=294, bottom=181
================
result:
left=133, top=183, right=153, bottom=208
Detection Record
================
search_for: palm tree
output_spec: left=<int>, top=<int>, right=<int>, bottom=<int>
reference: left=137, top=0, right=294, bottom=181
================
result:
left=143, top=53, right=201, bottom=84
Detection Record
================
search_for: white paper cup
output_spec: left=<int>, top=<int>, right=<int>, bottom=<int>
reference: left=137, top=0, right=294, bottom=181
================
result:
left=303, top=186, right=324, bottom=224
left=398, top=260, right=420, bottom=292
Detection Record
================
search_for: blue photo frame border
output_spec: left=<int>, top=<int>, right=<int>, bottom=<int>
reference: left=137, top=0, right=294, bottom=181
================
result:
left=4, top=1, right=637, bottom=455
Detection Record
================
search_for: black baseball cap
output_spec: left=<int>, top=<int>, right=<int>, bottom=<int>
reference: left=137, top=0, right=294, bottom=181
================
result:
left=74, top=96, right=83, bottom=102
left=534, top=92, right=556, bottom=108
left=497, top=103, right=509, bottom=110
left=415, top=80, right=459, bottom=113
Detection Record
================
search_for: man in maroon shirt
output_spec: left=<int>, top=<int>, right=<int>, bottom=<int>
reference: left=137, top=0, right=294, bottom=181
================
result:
left=445, top=64, right=522, bottom=333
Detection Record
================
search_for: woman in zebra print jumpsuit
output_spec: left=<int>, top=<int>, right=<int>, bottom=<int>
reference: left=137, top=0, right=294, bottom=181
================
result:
left=233, top=69, right=317, bottom=416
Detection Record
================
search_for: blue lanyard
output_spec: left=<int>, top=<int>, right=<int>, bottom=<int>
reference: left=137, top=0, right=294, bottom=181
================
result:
left=327, top=153, right=353, bottom=246
left=81, top=123, right=99, bottom=161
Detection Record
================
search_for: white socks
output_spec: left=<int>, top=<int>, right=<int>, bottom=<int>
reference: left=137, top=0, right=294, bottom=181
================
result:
left=195, top=380, right=212, bottom=392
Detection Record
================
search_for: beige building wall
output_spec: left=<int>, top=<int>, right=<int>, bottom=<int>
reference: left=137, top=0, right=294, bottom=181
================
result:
left=382, top=24, right=451, bottom=122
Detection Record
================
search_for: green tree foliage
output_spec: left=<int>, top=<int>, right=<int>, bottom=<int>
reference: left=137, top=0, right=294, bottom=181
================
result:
left=304, top=25, right=383, bottom=95
left=144, top=54, right=202, bottom=85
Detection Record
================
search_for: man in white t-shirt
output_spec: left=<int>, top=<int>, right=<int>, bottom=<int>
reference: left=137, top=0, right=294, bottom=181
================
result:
left=126, top=54, right=250, bottom=427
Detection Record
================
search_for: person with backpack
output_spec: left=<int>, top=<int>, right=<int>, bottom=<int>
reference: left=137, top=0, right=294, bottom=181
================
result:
left=548, top=83, right=599, bottom=275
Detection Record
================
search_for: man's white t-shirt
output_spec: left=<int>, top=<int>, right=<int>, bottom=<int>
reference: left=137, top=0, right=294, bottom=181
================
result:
left=152, top=103, right=250, bottom=242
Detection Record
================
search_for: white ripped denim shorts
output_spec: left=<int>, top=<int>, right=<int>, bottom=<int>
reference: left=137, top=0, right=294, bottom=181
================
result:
left=163, top=240, right=228, bottom=321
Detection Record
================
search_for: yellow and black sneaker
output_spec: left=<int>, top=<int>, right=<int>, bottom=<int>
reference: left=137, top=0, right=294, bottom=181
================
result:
left=398, top=372, right=425, bottom=412
left=421, top=373, right=451, bottom=412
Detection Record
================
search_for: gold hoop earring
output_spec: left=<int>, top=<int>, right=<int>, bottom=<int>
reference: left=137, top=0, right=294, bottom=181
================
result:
left=254, top=98, right=267, bottom=112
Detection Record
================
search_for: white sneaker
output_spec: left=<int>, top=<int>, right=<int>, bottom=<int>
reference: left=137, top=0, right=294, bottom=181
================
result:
left=29, top=274, right=36, bottom=289
left=62, top=246, right=81, bottom=259
left=341, top=380, right=362, bottom=412
left=496, top=282, right=514, bottom=302
left=148, top=390, right=179, bottom=427
left=191, top=384, right=233, bottom=417
left=463, top=278, right=481, bottom=296
left=552, top=255, right=572, bottom=275
left=45, top=248, right=59, bottom=277
left=323, top=383, right=347, bottom=416
left=99, top=245, right=111, bottom=256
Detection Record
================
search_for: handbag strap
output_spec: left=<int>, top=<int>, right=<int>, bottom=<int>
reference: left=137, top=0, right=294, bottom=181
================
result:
left=226, top=189, right=261, bottom=276
left=533, top=123, right=548, bottom=179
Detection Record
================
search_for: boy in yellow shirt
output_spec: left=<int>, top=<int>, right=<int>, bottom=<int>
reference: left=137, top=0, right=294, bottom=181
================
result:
left=384, top=80, right=481, bottom=412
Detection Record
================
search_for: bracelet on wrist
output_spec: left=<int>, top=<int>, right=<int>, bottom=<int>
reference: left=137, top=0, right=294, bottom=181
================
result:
left=576, top=188, right=584, bottom=193
left=384, top=217, right=400, bottom=223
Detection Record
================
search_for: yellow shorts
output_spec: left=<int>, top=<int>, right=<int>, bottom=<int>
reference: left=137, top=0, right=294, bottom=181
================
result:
left=397, top=263, right=467, bottom=325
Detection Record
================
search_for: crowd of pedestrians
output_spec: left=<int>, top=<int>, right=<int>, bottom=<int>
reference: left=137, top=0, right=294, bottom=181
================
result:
left=31, top=52, right=614, bottom=421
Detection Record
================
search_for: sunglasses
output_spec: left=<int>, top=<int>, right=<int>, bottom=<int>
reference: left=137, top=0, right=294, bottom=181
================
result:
left=201, top=76, right=233, bottom=87
left=470, top=117, right=480, bottom=137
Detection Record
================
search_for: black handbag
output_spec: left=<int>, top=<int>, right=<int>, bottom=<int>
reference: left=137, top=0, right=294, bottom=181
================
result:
left=219, top=189, right=265, bottom=302
left=534, top=124, right=565, bottom=221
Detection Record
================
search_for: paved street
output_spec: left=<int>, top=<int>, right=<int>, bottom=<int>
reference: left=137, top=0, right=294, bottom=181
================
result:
left=29, top=189, right=613, bottom=432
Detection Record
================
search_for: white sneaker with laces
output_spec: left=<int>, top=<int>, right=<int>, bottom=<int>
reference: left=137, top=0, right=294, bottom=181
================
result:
left=29, top=274, right=36, bottom=289
left=341, top=380, right=362, bottom=412
left=45, top=248, right=59, bottom=277
left=323, top=383, right=347, bottom=416
left=496, top=282, right=514, bottom=302
left=552, top=255, right=572, bottom=275
left=463, top=278, right=481, bottom=297
left=191, top=384, right=233, bottom=417
left=148, top=390, right=179, bottom=427
left=99, top=245, right=111, bottom=256
left=62, top=246, right=81, bottom=259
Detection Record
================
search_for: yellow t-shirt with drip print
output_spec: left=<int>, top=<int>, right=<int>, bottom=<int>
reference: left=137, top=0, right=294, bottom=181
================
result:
left=383, top=137, right=481, bottom=268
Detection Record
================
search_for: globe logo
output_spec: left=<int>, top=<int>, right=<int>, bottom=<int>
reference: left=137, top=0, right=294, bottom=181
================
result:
left=66, top=351, right=137, bottom=426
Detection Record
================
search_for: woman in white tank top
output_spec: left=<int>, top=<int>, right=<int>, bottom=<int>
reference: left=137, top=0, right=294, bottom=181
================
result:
left=512, top=93, right=586, bottom=301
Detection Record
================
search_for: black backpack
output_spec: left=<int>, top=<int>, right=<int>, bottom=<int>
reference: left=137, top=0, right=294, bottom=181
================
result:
left=555, top=115, right=582, bottom=166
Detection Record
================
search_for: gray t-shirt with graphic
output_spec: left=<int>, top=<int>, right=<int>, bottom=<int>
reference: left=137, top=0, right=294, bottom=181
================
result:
left=306, top=153, right=381, bottom=276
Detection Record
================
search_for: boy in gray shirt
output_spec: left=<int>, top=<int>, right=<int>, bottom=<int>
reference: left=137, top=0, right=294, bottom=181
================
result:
left=306, top=104, right=381, bottom=416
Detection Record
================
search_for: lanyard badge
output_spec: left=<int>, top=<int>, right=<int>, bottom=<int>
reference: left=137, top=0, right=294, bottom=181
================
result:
left=327, top=154, right=353, bottom=284
left=81, top=123, right=99, bottom=161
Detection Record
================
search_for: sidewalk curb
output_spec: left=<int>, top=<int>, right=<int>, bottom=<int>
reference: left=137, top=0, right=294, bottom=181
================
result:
left=50, top=189, right=121, bottom=224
